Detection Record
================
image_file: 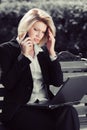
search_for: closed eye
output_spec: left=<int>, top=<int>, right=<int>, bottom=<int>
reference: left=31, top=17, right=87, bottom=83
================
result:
left=34, top=28, right=38, bottom=31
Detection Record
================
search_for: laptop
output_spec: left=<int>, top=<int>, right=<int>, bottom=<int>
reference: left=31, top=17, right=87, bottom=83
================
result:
left=28, top=76, right=87, bottom=109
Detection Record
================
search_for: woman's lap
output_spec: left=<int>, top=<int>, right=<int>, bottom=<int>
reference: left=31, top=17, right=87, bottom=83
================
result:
left=6, top=105, right=80, bottom=130
left=6, top=105, right=55, bottom=130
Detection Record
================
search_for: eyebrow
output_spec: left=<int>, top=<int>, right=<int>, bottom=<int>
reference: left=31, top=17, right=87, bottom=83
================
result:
left=34, top=26, right=46, bottom=33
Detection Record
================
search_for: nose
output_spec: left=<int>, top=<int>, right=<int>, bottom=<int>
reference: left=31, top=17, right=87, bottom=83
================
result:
left=36, top=31, right=42, bottom=38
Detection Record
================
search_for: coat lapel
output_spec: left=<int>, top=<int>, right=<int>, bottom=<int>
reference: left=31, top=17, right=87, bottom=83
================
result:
left=37, top=52, right=50, bottom=85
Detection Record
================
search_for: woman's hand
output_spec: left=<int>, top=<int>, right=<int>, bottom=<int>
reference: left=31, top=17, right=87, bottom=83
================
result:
left=19, top=34, right=34, bottom=58
left=46, top=29, right=56, bottom=57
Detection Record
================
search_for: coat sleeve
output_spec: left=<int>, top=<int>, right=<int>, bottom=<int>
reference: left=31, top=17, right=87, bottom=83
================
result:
left=49, top=57, right=63, bottom=87
left=43, top=48, right=63, bottom=87
left=0, top=43, right=30, bottom=90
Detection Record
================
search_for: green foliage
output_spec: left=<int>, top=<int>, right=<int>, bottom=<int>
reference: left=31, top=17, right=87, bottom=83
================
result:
left=0, top=1, right=87, bottom=57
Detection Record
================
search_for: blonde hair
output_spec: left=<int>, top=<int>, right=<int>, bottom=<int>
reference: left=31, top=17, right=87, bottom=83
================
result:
left=18, top=8, right=56, bottom=45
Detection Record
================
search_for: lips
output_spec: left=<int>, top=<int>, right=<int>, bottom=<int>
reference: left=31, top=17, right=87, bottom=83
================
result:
left=34, top=38, right=40, bottom=43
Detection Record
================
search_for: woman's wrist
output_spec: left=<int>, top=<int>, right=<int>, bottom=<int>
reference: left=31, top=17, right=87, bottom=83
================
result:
left=49, top=50, right=57, bottom=57
left=49, top=51, right=57, bottom=61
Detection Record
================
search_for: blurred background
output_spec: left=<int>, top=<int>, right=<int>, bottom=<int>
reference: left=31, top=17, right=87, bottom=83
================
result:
left=0, top=0, right=87, bottom=59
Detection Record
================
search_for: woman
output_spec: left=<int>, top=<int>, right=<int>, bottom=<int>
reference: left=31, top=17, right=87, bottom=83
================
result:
left=0, top=8, right=80, bottom=130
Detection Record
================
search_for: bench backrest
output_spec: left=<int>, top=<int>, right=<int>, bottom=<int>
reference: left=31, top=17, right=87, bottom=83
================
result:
left=60, top=61, right=87, bottom=81
left=0, top=84, right=5, bottom=116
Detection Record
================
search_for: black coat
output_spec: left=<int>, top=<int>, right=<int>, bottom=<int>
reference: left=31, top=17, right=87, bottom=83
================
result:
left=0, top=38, right=63, bottom=123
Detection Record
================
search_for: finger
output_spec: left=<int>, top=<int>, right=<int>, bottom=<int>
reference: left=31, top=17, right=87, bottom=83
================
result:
left=19, top=33, right=32, bottom=44
left=48, top=29, right=54, bottom=38
left=25, top=40, right=33, bottom=46
left=20, top=38, right=32, bottom=46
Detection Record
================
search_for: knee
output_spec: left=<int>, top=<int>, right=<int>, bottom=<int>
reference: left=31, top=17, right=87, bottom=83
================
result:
left=64, top=105, right=78, bottom=116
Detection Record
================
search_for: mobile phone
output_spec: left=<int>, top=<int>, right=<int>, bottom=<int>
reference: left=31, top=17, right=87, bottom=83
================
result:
left=24, top=33, right=29, bottom=39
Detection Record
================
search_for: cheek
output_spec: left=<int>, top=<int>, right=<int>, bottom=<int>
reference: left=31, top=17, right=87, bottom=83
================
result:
left=41, top=34, right=45, bottom=40
left=28, top=31, right=35, bottom=38
left=39, top=32, right=44, bottom=38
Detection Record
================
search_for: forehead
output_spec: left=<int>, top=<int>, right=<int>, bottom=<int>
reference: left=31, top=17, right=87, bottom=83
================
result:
left=32, top=21, right=47, bottom=31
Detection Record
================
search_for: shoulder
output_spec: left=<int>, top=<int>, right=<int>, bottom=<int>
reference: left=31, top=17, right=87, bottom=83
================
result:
left=0, top=38, right=21, bottom=55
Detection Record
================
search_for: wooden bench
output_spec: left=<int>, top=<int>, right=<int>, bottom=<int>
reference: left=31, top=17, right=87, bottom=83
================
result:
left=0, top=84, right=10, bottom=130
left=60, top=61, right=87, bottom=81
left=60, top=61, right=87, bottom=128
left=0, top=60, right=87, bottom=129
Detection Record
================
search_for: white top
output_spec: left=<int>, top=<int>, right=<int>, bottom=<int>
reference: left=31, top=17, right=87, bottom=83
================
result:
left=27, top=44, right=48, bottom=104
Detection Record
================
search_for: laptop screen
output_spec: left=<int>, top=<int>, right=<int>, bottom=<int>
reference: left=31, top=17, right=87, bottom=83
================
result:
left=50, top=76, right=87, bottom=105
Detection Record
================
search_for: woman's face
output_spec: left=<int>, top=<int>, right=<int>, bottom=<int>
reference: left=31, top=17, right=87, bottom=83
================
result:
left=28, top=21, right=47, bottom=44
